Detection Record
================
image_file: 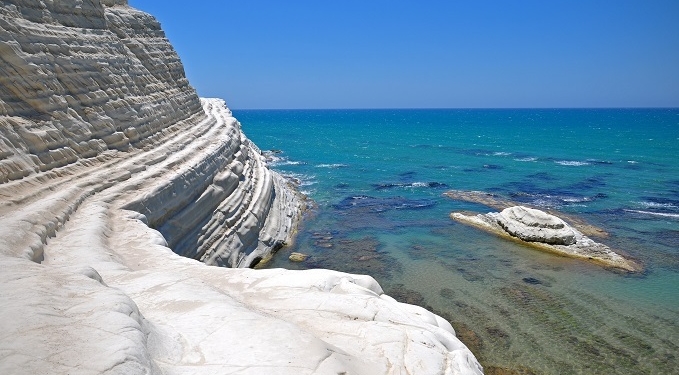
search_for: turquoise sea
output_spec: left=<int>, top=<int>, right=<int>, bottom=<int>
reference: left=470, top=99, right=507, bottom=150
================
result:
left=235, top=108, right=679, bottom=375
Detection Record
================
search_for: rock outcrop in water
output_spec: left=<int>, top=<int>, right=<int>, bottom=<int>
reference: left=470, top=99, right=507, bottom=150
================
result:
left=451, top=206, right=639, bottom=272
left=444, top=190, right=609, bottom=238
left=0, top=1, right=482, bottom=374
left=496, top=206, right=576, bottom=245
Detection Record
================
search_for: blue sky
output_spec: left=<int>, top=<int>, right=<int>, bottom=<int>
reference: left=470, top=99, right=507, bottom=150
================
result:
left=129, top=0, right=679, bottom=109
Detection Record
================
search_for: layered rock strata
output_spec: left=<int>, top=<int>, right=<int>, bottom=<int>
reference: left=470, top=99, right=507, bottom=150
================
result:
left=0, top=1, right=482, bottom=374
left=496, top=206, right=576, bottom=245
left=0, top=0, right=296, bottom=267
left=451, top=206, right=639, bottom=272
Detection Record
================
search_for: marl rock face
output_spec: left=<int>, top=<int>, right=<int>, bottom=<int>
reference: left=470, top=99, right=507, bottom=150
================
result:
left=0, top=0, right=203, bottom=178
left=0, top=0, right=297, bottom=267
left=0, top=1, right=483, bottom=374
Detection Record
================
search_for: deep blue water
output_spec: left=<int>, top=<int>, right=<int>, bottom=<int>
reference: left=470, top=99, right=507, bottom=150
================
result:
left=235, top=108, right=679, bottom=374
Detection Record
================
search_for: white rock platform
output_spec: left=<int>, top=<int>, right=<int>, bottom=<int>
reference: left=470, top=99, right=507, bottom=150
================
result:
left=451, top=206, right=640, bottom=272
left=1, top=200, right=482, bottom=375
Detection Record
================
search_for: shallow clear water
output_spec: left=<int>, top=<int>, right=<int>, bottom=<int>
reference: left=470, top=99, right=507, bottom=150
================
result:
left=235, top=108, right=679, bottom=374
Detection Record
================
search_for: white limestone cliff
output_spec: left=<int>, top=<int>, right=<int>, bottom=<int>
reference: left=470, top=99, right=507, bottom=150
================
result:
left=0, top=0, right=297, bottom=267
left=0, top=1, right=483, bottom=374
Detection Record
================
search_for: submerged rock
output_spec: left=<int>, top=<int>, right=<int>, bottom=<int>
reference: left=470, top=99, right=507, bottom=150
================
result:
left=334, top=195, right=437, bottom=213
left=522, top=277, right=543, bottom=285
left=288, top=252, right=309, bottom=262
left=451, top=206, right=640, bottom=272
left=372, top=181, right=449, bottom=190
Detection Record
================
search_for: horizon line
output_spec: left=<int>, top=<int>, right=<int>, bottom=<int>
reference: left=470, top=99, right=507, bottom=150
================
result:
left=229, top=106, right=679, bottom=111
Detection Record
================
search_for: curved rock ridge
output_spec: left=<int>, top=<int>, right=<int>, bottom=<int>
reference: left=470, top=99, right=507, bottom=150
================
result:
left=451, top=206, right=639, bottom=272
left=0, top=1, right=483, bottom=374
left=121, top=99, right=302, bottom=268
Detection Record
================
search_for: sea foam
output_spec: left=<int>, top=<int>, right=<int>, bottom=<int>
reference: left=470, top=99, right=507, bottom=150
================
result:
left=555, top=160, right=591, bottom=166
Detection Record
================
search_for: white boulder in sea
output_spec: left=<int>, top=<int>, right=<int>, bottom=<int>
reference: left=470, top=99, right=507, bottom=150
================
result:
left=451, top=206, right=639, bottom=272
left=0, top=1, right=482, bottom=374
left=495, top=206, right=576, bottom=245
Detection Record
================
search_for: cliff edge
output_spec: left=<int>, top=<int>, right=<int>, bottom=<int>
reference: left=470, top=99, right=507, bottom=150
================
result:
left=0, top=0, right=297, bottom=267
left=0, top=1, right=482, bottom=374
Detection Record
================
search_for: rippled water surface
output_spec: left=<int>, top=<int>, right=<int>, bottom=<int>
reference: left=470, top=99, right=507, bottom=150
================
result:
left=235, top=108, right=679, bottom=374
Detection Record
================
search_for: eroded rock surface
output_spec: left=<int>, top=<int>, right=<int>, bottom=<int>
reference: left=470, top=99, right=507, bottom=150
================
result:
left=0, top=0, right=298, bottom=268
left=495, top=206, right=576, bottom=245
left=451, top=206, right=639, bottom=272
left=445, top=190, right=610, bottom=237
left=0, top=1, right=482, bottom=374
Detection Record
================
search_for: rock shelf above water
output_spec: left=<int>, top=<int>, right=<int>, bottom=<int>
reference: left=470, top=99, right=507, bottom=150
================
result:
left=497, top=206, right=576, bottom=245
left=451, top=206, right=640, bottom=272
left=444, top=190, right=609, bottom=238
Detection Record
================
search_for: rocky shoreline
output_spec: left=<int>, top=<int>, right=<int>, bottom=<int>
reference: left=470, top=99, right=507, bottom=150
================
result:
left=0, top=1, right=482, bottom=374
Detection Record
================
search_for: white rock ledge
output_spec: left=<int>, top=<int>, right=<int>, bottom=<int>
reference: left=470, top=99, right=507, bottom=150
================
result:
left=0, top=201, right=483, bottom=374
left=451, top=206, right=639, bottom=272
left=0, top=1, right=482, bottom=374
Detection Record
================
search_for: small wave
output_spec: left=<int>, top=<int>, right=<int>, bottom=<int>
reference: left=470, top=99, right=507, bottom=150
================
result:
left=636, top=201, right=678, bottom=209
left=411, top=182, right=448, bottom=188
left=515, top=157, right=537, bottom=162
left=373, top=181, right=449, bottom=190
left=510, top=192, right=606, bottom=208
left=586, top=159, right=613, bottom=165
left=263, top=150, right=307, bottom=167
left=275, top=160, right=305, bottom=166
left=529, top=198, right=556, bottom=208
left=264, top=154, right=283, bottom=163
left=493, top=152, right=512, bottom=156
left=625, top=210, right=679, bottom=219
left=315, top=163, right=348, bottom=169
left=280, top=172, right=315, bottom=187
left=562, top=197, right=592, bottom=203
left=264, top=154, right=306, bottom=167
left=555, top=160, right=591, bottom=166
